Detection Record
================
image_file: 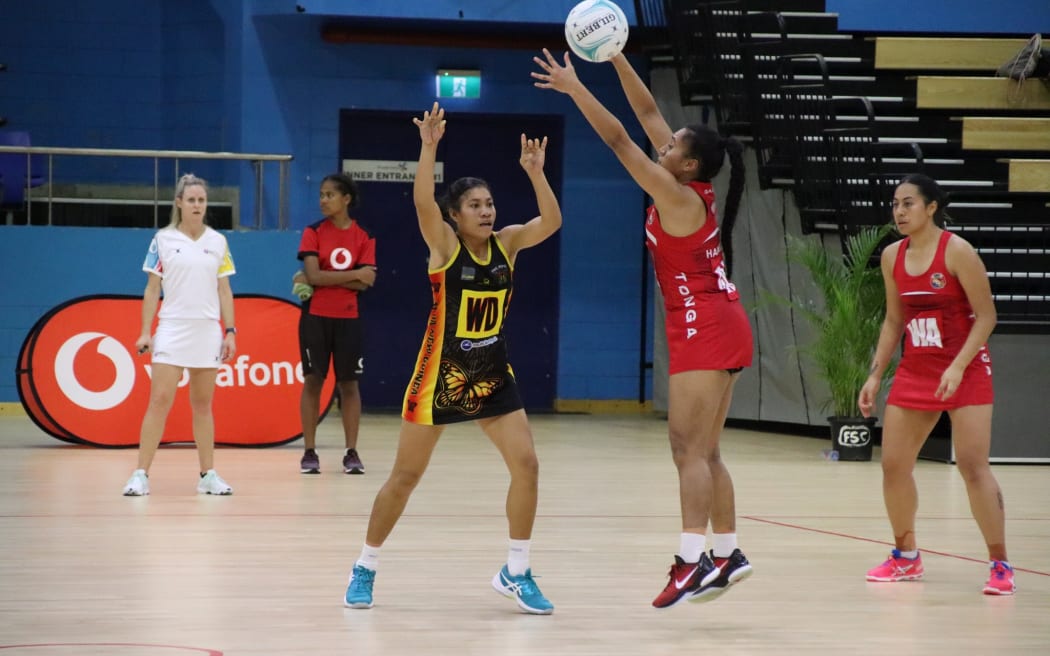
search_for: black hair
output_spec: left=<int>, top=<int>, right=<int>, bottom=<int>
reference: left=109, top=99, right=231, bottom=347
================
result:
left=321, top=172, right=361, bottom=208
left=682, top=124, right=746, bottom=277
left=898, top=173, right=950, bottom=228
left=438, top=176, right=490, bottom=224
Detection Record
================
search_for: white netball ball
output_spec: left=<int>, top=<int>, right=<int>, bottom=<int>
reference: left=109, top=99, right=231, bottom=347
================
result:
left=564, top=0, right=630, bottom=63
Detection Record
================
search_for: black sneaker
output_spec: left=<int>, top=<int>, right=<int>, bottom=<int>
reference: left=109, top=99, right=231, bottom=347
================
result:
left=691, top=548, right=753, bottom=603
left=300, top=449, right=320, bottom=474
left=343, top=448, right=364, bottom=474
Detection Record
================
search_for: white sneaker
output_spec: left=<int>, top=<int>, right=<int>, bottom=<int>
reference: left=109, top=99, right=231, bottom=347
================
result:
left=197, top=470, right=233, bottom=495
left=122, top=469, right=150, bottom=496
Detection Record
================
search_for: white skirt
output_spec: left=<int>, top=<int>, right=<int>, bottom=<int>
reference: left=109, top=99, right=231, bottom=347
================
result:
left=152, top=319, right=223, bottom=368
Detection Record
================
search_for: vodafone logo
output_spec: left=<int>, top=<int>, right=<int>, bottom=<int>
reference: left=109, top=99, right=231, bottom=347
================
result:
left=330, top=247, right=354, bottom=270
left=18, top=295, right=335, bottom=447
left=54, top=332, right=136, bottom=410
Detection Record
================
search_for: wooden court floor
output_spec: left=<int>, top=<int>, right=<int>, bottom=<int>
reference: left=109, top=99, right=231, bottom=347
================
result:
left=0, top=412, right=1047, bottom=656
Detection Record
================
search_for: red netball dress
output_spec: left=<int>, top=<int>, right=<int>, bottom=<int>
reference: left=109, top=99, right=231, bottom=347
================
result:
left=887, top=230, right=993, bottom=410
left=645, top=181, right=753, bottom=374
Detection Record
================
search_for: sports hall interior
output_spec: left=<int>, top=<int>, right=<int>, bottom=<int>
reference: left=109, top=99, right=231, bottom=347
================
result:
left=0, top=1, right=1047, bottom=654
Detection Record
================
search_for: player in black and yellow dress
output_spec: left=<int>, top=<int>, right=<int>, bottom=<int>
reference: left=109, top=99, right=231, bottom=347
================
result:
left=344, top=103, right=562, bottom=614
left=402, top=231, right=519, bottom=425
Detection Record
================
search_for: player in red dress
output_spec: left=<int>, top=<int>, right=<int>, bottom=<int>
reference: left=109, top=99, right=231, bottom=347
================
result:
left=533, top=49, right=754, bottom=608
left=859, top=174, right=1013, bottom=595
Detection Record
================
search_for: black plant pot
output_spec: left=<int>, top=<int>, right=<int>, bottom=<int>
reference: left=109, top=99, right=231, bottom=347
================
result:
left=827, top=416, right=877, bottom=461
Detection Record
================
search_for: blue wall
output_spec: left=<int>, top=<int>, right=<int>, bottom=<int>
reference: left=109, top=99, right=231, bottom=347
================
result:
left=3, top=0, right=1042, bottom=406
left=0, top=0, right=647, bottom=404
left=251, top=0, right=637, bottom=22
left=828, top=0, right=1050, bottom=34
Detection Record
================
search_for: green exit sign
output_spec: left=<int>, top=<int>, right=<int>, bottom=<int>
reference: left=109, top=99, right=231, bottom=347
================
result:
left=436, top=69, right=481, bottom=99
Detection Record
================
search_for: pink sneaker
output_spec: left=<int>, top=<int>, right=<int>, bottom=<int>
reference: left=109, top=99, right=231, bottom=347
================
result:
left=866, top=549, right=924, bottom=582
left=983, top=561, right=1015, bottom=595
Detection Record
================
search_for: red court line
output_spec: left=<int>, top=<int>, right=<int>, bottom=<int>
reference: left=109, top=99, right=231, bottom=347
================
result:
left=742, top=515, right=1050, bottom=577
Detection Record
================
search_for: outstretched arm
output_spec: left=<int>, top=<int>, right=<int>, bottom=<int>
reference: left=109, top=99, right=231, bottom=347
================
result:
left=609, top=54, right=673, bottom=151
left=497, top=134, right=562, bottom=258
left=412, top=102, right=458, bottom=265
left=532, top=49, right=687, bottom=211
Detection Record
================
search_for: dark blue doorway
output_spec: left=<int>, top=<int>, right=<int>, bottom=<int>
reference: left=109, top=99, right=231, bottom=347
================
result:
left=338, top=109, right=563, bottom=412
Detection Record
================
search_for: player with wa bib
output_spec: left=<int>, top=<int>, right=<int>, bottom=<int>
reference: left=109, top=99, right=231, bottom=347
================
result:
left=859, top=174, right=1013, bottom=595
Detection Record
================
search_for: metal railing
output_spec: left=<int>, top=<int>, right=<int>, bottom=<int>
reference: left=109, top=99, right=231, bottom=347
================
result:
left=0, top=145, right=292, bottom=228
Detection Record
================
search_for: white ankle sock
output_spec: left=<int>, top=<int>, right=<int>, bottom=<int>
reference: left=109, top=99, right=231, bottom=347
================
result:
left=507, top=539, right=531, bottom=576
left=711, top=533, right=738, bottom=559
left=357, top=544, right=381, bottom=571
left=899, top=549, right=919, bottom=559
left=678, top=532, right=706, bottom=563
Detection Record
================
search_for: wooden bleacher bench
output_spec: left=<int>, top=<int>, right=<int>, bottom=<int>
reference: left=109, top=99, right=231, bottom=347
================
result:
left=874, top=37, right=1029, bottom=71
left=1006, top=159, right=1050, bottom=192
left=916, top=76, right=1050, bottom=110
left=961, top=117, right=1050, bottom=150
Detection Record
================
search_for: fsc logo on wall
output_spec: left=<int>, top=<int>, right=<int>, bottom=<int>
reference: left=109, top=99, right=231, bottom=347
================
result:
left=17, top=295, right=335, bottom=447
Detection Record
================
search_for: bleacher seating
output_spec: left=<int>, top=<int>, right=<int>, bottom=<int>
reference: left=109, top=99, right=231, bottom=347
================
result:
left=874, top=37, right=1029, bottom=71
left=1007, top=160, right=1050, bottom=192
left=657, top=0, right=1050, bottom=325
left=960, top=117, right=1050, bottom=193
left=961, top=117, right=1050, bottom=150
left=915, top=76, right=1050, bottom=111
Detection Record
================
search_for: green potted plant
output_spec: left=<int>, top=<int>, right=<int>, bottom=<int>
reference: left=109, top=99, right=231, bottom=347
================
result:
left=783, top=224, right=895, bottom=460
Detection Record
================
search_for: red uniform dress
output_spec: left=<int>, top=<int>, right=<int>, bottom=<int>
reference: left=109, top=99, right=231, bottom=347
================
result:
left=887, top=230, right=993, bottom=410
left=645, top=181, right=753, bottom=374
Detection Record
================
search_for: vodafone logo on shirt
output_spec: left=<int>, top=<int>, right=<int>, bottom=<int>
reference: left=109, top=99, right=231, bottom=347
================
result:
left=17, top=295, right=334, bottom=447
left=329, top=247, right=353, bottom=269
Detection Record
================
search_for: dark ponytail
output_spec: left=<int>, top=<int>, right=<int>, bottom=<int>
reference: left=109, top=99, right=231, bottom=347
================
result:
left=720, top=138, right=745, bottom=277
left=683, top=125, right=747, bottom=277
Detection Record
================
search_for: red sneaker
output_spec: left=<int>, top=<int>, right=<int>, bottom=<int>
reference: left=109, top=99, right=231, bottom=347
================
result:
left=866, top=549, right=924, bottom=582
left=983, top=561, right=1016, bottom=595
left=652, top=553, right=720, bottom=609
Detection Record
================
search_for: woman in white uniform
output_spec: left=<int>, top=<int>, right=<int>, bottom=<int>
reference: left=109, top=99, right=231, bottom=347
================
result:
left=122, top=174, right=238, bottom=496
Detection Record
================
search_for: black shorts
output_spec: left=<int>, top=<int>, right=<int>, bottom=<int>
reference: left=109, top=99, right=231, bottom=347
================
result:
left=298, top=312, right=364, bottom=382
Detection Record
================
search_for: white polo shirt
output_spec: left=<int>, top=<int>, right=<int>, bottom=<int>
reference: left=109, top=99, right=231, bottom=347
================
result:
left=142, top=226, right=235, bottom=321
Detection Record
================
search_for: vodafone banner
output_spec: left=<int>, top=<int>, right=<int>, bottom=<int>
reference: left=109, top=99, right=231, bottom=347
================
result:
left=16, top=295, right=335, bottom=447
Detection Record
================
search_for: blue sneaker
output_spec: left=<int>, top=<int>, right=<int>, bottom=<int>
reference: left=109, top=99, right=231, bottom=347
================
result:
left=344, top=565, right=375, bottom=609
left=491, top=565, right=554, bottom=615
